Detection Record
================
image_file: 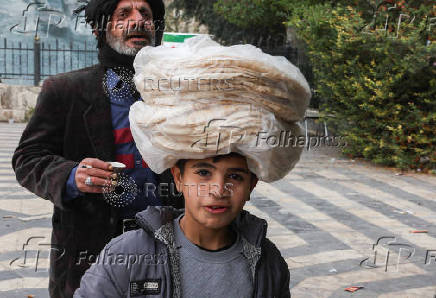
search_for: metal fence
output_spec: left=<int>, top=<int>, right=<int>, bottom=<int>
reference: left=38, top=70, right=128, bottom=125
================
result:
left=265, top=45, right=317, bottom=107
left=264, top=45, right=311, bottom=76
left=0, top=37, right=313, bottom=91
left=0, top=38, right=98, bottom=86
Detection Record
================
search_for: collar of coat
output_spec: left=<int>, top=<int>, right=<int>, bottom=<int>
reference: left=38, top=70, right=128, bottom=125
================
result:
left=134, top=206, right=265, bottom=297
left=134, top=206, right=267, bottom=249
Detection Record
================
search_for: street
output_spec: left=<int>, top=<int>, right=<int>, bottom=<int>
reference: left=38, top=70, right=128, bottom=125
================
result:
left=0, top=122, right=435, bottom=297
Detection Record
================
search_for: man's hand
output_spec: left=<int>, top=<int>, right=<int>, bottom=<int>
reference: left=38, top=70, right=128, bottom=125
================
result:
left=75, top=158, right=116, bottom=193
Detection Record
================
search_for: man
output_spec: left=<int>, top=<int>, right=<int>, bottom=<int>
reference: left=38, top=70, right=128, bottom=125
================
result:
left=12, top=0, right=182, bottom=297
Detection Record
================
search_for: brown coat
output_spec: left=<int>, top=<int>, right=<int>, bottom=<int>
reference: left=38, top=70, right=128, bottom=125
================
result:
left=12, top=64, right=183, bottom=298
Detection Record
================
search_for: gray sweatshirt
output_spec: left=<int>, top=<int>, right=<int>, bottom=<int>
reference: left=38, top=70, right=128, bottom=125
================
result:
left=173, top=214, right=253, bottom=297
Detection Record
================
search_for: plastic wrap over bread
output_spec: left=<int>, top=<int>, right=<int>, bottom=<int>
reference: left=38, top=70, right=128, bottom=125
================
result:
left=130, top=36, right=311, bottom=182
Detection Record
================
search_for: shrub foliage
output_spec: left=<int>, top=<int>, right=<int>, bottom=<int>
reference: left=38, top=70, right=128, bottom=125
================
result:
left=173, top=0, right=436, bottom=171
left=287, top=2, right=436, bottom=171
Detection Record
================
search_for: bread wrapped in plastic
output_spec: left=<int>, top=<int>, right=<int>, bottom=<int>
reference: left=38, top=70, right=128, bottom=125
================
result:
left=130, top=36, right=311, bottom=182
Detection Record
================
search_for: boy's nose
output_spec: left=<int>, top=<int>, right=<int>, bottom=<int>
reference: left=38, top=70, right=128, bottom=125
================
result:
left=210, top=179, right=231, bottom=199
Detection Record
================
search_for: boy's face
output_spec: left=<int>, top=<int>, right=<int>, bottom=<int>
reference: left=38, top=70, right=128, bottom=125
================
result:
left=171, top=155, right=258, bottom=230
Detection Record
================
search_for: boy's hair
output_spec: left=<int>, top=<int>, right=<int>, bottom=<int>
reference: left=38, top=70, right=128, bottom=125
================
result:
left=175, top=152, right=257, bottom=181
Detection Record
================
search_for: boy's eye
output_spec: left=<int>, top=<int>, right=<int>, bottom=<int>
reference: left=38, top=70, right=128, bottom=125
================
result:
left=228, top=173, right=243, bottom=181
left=195, top=169, right=211, bottom=177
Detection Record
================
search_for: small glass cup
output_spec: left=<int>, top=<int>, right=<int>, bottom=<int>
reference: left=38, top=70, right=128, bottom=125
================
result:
left=108, top=161, right=126, bottom=173
left=103, top=162, right=137, bottom=207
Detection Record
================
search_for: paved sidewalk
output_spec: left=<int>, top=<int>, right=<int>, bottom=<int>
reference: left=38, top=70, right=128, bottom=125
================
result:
left=0, top=122, right=435, bottom=297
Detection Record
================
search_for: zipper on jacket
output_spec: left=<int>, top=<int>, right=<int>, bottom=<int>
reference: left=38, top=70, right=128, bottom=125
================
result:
left=252, top=252, right=261, bottom=297
left=253, top=221, right=267, bottom=297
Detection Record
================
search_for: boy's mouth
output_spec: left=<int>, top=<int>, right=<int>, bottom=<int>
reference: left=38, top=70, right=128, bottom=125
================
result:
left=204, top=206, right=229, bottom=214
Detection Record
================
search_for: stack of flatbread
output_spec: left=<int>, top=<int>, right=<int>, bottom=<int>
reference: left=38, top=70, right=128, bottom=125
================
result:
left=130, top=36, right=311, bottom=182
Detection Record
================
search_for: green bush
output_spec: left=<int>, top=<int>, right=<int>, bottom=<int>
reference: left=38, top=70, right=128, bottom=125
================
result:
left=169, top=0, right=287, bottom=47
left=25, top=107, right=35, bottom=122
left=288, top=3, right=436, bottom=171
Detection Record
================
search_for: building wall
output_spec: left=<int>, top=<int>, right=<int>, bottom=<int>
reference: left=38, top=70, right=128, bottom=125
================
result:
left=163, top=0, right=209, bottom=34
left=0, top=84, right=40, bottom=122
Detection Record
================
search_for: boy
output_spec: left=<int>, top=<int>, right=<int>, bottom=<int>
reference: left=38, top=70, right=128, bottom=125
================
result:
left=75, top=35, right=310, bottom=298
left=74, top=152, right=290, bottom=297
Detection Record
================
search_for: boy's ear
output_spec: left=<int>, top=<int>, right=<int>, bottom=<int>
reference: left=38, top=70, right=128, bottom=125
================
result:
left=247, top=176, right=258, bottom=200
left=171, top=166, right=182, bottom=192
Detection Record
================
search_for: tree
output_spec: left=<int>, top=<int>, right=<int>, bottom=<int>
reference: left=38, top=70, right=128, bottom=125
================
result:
left=288, top=1, right=435, bottom=171
left=169, top=0, right=287, bottom=47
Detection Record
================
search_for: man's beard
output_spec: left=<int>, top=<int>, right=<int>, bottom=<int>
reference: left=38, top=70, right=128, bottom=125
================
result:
left=106, top=29, right=155, bottom=56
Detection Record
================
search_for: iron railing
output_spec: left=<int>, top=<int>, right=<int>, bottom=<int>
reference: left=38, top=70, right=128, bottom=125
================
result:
left=0, top=37, right=98, bottom=86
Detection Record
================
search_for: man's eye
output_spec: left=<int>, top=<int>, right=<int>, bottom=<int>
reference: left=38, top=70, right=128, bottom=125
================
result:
left=195, top=169, right=210, bottom=177
left=139, top=8, right=151, bottom=18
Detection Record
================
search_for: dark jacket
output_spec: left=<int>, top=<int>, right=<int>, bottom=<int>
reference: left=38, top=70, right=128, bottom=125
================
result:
left=12, top=64, right=183, bottom=298
left=74, top=206, right=291, bottom=298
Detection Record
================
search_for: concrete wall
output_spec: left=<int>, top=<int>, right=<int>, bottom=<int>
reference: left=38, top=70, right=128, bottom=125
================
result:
left=0, top=84, right=40, bottom=123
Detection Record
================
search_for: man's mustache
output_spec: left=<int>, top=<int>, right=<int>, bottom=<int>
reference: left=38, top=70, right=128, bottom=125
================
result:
left=122, top=27, right=154, bottom=41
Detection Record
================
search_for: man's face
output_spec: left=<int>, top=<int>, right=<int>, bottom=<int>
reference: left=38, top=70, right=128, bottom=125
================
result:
left=171, top=155, right=258, bottom=231
left=105, top=0, right=156, bottom=56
